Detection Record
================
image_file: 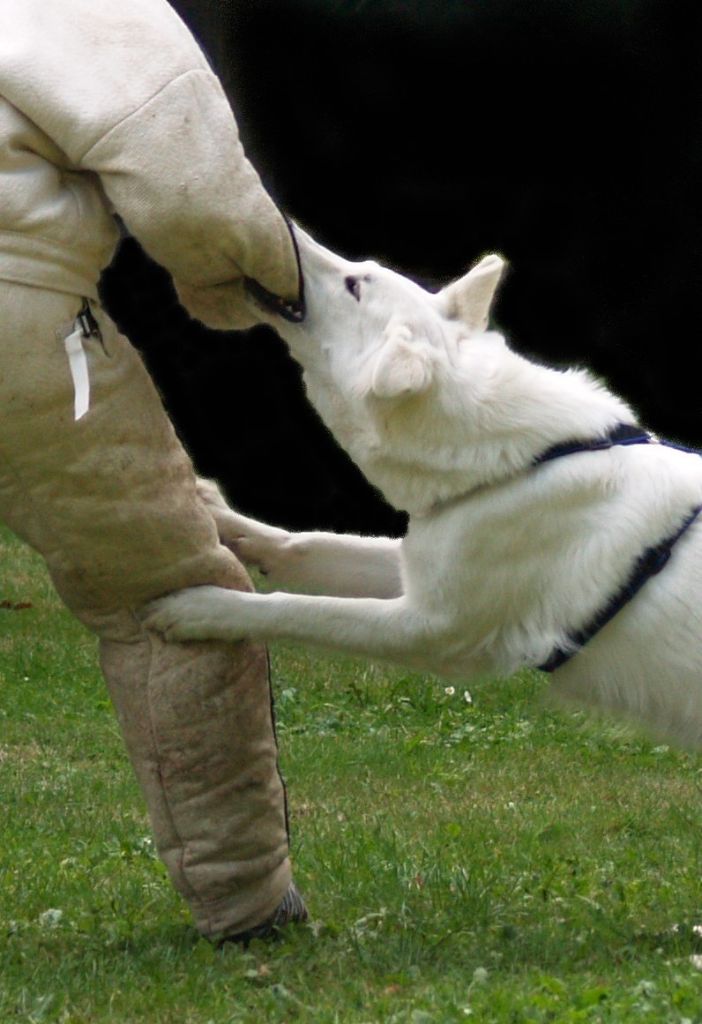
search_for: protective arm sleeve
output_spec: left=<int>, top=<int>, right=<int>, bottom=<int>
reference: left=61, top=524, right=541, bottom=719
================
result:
left=80, top=69, right=301, bottom=329
left=0, top=0, right=300, bottom=328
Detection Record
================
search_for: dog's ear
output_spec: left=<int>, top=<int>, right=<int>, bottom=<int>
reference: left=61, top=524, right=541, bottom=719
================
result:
left=438, top=254, right=506, bottom=334
left=370, top=318, right=435, bottom=399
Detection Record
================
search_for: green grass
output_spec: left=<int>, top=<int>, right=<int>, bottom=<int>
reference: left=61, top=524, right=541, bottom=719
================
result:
left=1, top=524, right=702, bottom=1022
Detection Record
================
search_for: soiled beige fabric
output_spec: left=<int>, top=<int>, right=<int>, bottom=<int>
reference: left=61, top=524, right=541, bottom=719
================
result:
left=0, top=282, right=291, bottom=937
left=0, top=0, right=301, bottom=324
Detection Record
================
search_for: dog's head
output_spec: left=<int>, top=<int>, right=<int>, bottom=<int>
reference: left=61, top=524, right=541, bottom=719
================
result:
left=248, top=225, right=505, bottom=399
left=245, top=226, right=507, bottom=508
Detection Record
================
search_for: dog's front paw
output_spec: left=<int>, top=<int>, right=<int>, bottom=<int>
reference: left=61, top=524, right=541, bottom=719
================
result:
left=196, top=477, right=232, bottom=517
left=195, top=479, right=291, bottom=575
left=140, top=586, right=247, bottom=644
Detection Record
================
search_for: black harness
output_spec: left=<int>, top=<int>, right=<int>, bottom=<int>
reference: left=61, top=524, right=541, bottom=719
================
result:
left=533, top=422, right=702, bottom=673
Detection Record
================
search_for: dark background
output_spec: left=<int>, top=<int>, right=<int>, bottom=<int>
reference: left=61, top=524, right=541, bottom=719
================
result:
left=99, top=0, right=701, bottom=536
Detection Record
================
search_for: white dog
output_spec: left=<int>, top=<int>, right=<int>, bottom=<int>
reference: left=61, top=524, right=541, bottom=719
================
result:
left=143, top=228, right=702, bottom=746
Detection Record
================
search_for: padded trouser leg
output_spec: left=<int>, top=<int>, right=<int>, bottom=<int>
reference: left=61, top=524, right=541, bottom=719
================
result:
left=0, top=283, right=292, bottom=937
left=100, top=632, right=290, bottom=936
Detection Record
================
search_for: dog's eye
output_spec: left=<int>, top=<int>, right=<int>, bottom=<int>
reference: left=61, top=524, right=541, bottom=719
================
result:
left=345, top=275, right=362, bottom=301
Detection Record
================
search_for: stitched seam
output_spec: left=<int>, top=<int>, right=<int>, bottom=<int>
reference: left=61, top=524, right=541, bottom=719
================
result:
left=265, top=646, right=291, bottom=844
left=77, top=68, right=216, bottom=166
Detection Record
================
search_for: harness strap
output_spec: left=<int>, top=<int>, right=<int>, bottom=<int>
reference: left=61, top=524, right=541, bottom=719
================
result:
left=534, top=421, right=653, bottom=465
left=539, top=503, right=702, bottom=672
left=534, top=423, right=702, bottom=672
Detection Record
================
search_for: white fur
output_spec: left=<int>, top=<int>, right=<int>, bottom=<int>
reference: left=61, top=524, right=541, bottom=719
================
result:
left=144, top=229, right=702, bottom=747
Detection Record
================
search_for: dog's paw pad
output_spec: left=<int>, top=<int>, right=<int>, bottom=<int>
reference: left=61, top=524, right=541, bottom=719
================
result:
left=139, top=594, right=200, bottom=641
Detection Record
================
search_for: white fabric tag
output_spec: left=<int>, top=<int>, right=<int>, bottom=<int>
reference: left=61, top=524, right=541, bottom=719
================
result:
left=64, top=326, right=90, bottom=421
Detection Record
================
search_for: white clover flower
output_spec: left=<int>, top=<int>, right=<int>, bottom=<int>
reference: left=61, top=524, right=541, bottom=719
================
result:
left=463, top=690, right=473, bottom=704
left=38, top=908, right=63, bottom=928
left=444, top=686, right=456, bottom=696
left=633, top=979, right=656, bottom=997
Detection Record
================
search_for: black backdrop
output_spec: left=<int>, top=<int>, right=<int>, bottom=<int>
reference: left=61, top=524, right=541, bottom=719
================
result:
left=99, top=0, right=701, bottom=536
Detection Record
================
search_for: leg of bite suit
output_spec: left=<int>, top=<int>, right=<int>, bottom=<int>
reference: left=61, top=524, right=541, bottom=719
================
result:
left=0, top=283, right=292, bottom=938
left=99, top=626, right=290, bottom=937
